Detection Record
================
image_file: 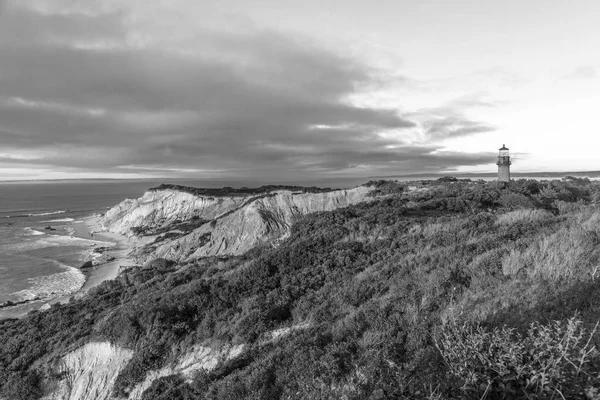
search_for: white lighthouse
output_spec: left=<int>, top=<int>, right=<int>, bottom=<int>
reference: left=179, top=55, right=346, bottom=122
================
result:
left=496, top=144, right=511, bottom=182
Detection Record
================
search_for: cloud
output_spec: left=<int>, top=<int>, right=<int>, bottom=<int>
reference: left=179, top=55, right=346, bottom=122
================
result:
left=565, top=66, right=597, bottom=80
left=421, top=113, right=495, bottom=140
left=408, top=95, right=496, bottom=142
left=0, top=1, right=496, bottom=181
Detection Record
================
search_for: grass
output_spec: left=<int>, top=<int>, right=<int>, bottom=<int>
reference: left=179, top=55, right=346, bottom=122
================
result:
left=437, top=316, right=600, bottom=398
left=4, top=178, right=600, bottom=399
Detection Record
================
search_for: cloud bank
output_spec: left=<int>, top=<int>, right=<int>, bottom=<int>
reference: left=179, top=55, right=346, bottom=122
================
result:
left=0, top=0, right=495, bottom=181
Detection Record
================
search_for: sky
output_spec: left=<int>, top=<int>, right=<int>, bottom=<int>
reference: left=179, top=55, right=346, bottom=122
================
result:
left=0, top=0, right=599, bottom=182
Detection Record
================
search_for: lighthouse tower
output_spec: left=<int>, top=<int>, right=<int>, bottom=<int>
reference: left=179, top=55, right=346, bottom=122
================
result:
left=497, top=144, right=511, bottom=182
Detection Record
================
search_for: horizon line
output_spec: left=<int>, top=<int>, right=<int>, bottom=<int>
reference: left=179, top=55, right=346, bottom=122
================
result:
left=2, top=169, right=600, bottom=184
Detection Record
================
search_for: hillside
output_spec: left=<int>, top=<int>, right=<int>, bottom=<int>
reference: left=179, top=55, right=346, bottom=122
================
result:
left=2, top=178, right=600, bottom=399
left=100, top=185, right=372, bottom=262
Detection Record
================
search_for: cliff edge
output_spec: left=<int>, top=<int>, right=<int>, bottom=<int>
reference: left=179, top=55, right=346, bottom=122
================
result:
left=100, top=185, right=372, bottom=263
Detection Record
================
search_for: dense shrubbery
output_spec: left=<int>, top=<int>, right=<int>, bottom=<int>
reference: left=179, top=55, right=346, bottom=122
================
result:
left=438, top=317, right=600, bottom=398
left=2, top=178, right=600, bottom=399
left=149, top=184, right=334, bottom=197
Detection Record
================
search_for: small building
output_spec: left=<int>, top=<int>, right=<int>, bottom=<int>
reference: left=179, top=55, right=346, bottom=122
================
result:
left=497, top=144, right=511, bottom=182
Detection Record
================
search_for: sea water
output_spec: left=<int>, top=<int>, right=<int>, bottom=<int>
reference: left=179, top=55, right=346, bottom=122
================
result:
left=0, top=178, right=310, bottom=317
left=0, top=180, right=171, bottom=316
left=0, top=175, right=405, bottom=318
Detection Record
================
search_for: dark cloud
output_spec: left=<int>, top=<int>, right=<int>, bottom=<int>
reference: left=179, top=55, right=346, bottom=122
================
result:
left=0, top=2, right=495, bottom=181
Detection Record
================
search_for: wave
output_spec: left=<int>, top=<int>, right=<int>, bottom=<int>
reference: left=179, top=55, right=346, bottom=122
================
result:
left=0, top=234, right=114, bottom=253
left=13, top=261, right=86, bottom=302
left=3, top=210, right=67, bottom=219
left=42, top=218, right=75, bottom=223
left=22, top=228, right=46, bottom=236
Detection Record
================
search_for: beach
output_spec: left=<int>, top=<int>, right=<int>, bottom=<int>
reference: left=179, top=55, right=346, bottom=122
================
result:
left=50, top=215, right=136, bottom=303
left=72, top=216, right=136, bottom=294
left=0, top=214, right=137, bottom=318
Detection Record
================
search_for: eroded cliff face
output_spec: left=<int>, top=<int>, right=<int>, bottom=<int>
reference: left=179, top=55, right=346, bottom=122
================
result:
left=44, top=342, right=242, bottom=400
left=45, top=342, right=133, bottom=400
left=127, top=344, right=245, bottom=400
left=100, top=189, right=249, bottom=236
left=101, top=186, right=372, bottom=263
left=47, top=323, right=308, bottom=400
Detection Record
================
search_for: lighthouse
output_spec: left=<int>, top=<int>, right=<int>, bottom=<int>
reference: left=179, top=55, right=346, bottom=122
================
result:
left=497, top=144, right=511, bottom=182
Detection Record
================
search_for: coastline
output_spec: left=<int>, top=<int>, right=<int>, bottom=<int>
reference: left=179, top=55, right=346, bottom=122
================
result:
left=0, top=214, right=136, bottom=318
left=63, top=215, right=136, bottom=299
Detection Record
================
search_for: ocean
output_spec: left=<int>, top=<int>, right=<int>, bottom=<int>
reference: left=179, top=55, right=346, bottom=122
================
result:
left=0, top=180, right=173, bottom=317
left=1, top=175, right=559, bottom=318
left=0, top=177, right=352, bottom=318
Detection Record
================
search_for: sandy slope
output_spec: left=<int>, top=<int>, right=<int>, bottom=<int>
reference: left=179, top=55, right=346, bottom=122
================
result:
left=72, top=215, right=136, bottom=295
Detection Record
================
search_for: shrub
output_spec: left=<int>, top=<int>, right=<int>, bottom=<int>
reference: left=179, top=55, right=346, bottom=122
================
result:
left=131, top=226, right=150, bottom=236
left=1, top=370, right=43, bottom=400
left=140, top=375, right=196, bottom=400
left=436, top=317, right=600, bottom=398
left=498, top=192, right=537, bottom=209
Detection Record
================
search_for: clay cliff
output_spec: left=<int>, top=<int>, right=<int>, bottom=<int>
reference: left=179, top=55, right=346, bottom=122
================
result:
left=43, top=343, right=133, bottom=400
left=36, top=184, right=373, bottom=399
left=100, top=188, right=249, bottom=236
left=100, top=185, right=372, bottom=263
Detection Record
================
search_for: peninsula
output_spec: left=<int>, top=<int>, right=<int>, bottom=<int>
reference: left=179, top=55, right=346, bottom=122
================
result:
left=1, top=178, right=600, bottom=399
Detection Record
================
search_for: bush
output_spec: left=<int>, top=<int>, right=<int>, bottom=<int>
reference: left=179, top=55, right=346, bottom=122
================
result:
left=5, top=179, right=600, bottom=398
left=140, top=375, right=196, bottom=400
left=436, top=317, right=600, bottom=398
left=1, top=370, right=43, bottom=400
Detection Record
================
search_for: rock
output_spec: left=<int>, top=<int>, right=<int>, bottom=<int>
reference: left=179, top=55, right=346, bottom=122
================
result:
left=80, top=261, right=94, bottom=269
left=101, top=185, right=373, bottom=264
left=49, top=341, right=243, bottom=400
left=100, top=189, right=253, bottom=235
left=0, top=296, right=43, bottom=309
left=47, top=342, right=133, bottom=400
left=127, top=344, right=245, bottom=400
left=0, top=301, right=14, bottom=308
left=44, top=225, right=56, bottom=231
left=118, top=265, right=134, bottom=274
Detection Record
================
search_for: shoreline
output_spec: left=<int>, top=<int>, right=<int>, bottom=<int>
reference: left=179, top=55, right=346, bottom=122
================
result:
left=63, top=215, right=136, bottom=299
left=0, top=214, right=136, bottom=318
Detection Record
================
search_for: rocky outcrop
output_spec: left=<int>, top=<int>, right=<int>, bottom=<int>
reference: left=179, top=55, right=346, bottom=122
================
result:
left=101, top=185, right=372, bottom=263
left=44, top=342, right=241, bottom=400
left=127, top=344, right=244, bottom=400
left=45, top=326, right=308, bottom=399
left=127, top=323, right=309, bottom=399
left=45, top=342, right=133, bottom=400
left=100, top=189, right=249, bottom=236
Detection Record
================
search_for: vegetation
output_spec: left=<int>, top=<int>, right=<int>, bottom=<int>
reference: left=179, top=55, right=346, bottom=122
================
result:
left=2, top=178, right=600, bottom=399
left=149, top=184, right=335, bottom=197
left=132, top=217, right=210, bottom=239
left=438, top=317, right=600, bottom=398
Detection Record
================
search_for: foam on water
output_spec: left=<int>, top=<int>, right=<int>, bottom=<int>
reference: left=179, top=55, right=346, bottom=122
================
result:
left=43, top=218, right=76, bottom=223
left=13, top=261, right=86, bottom=302
left=22, top=227, right=46, bottom=236
left=3, top=210, right=67, bottom=219
left=0, top=234, right=114, bottom=253
left=0, top=180, right=164, bottom=316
